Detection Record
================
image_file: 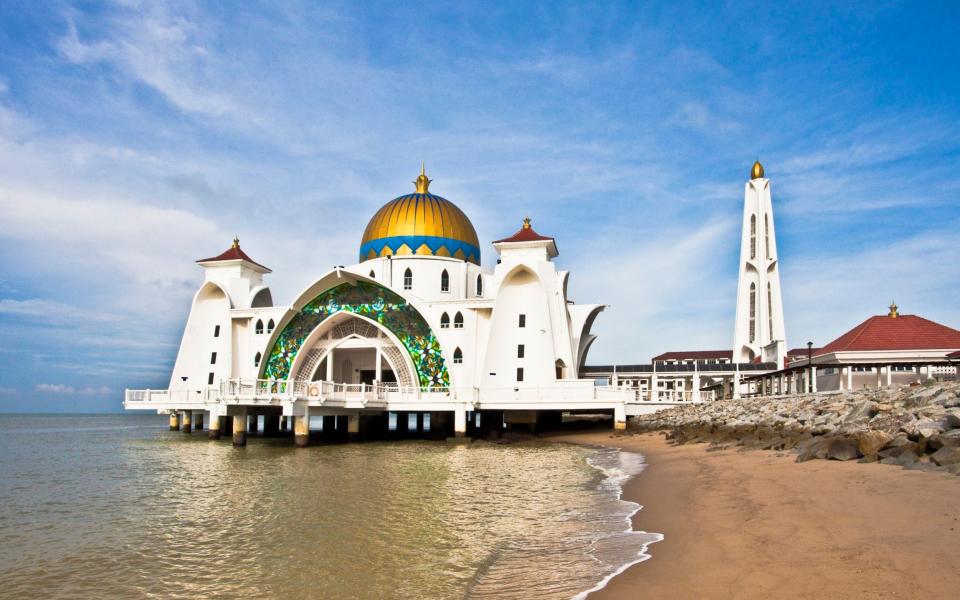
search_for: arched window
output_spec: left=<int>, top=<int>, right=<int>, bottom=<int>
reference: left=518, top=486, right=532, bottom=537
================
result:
left=254, top=352, right=262, bottom=367
left=369, top=269, right=375, bottom=279
left=255, top=319, right=264, bottom=334
left=440, top=312, right=450, bottom=329
left=453, top=347, right=463, bottom=364
left=267, top=319, right=275, bottom=334
left=767, top=282, right=774, bottom=338
left=750, top=215, right=757, bottom=260
left=764, top=214, right=770, bottom=258
left=454, top=312, right=464, bottom=329
left=749, top=283, right=756, bottom=343
left=440, top=269, right=449, bottom=292
left=403, top=268, right=413, bottom=290
left=476, top=274, right=483, bottom=296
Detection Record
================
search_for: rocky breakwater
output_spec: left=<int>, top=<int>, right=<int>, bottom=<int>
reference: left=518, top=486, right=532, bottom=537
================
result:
left=630, top=382, right=960, bottom=475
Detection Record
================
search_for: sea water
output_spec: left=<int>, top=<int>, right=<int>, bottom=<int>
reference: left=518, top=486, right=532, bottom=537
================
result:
left=0, top=414, right=660, bottom=599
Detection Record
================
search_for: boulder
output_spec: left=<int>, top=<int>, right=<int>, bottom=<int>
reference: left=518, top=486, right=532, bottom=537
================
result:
left=795, top=437, right=831, bottom=463
left=943, top=408, right=960, bottom=429
left=845, top=400, right=879, bottom=423
left=857, top=430, right=893, bottom=456
left=826, top=437, right=861, bottom=461
left=930, top=446, right=960, bottom=466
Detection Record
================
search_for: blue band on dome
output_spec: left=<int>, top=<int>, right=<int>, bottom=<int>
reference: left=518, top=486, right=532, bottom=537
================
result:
left=359, top=236, right=480, bottom=263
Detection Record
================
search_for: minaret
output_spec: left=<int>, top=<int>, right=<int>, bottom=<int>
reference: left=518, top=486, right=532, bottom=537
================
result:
left=732, top=161, right=786, bottom=365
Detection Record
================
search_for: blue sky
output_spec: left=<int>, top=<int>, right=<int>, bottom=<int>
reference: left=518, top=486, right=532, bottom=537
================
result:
left=1, top=1, right=958, bottom=412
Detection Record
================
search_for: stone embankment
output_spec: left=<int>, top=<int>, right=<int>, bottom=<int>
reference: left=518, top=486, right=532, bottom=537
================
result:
left=630, top=381, right=960, bottom=474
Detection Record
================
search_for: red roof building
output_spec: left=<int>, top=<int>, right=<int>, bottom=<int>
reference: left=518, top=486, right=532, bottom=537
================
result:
left=815, top=314, right=960, bottom=355
left=197, top=238, right=271, bottom=273
left=492, top=217, right=558, bottom=258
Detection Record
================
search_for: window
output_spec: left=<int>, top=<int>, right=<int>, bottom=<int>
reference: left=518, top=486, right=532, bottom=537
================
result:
left=516, top=367, right=524, bottom=382
left=453, top=347, right=463, bottom=364
left=767, top=283, right=773, bottom=338
left=454, top=312, right=464, bottom=329
left=210, top=352, right=217, bottom=364
left=254, top=352, right=261, bottom=367
left=255, top=319, right=264, bottom=334
left=440, top=269, right=449, bottom=292
left=369, top=269, right=375, bottom=279
left=476, top=274, right=483, bottom=296
left=517, top=344, right=525, bottom=358
left=764, top=214, right=771, bottom=258
left=440, top=313, right=450, bottom=329
left=213, top=325, right=220, bottom=337
left=749, top=283, right=756, bottom=343
left=207, top=372, right=214, bottom=385
left=403, top=268, right=413, bottom=290
left=518, top=314, right=526, bottom=328
left=267, top=319, right=275, bottom=334
left=750, top=215, right=757, bottom=259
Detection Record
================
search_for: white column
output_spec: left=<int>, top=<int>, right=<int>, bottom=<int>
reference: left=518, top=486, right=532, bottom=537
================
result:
left=692, top=371, right=701, bottom=402
left=886, top=365, right=893, bottom=386
left=810, top=366, right=818, bottom=393
left=846, top=366, right=853, bottom=390
left=326, top=350, right=334, bottom=381
left=375, top=347, right=383, bottom=383
left=875, top=366, right=883, bottom=389
left=454, top=407, right=467, bottom=437
left=614, top=404, right=626, bottom=430
left=650, top=374, right=658, bottom=401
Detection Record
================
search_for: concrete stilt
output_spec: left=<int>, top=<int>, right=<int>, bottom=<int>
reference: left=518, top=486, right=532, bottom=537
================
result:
left=232, top=413, right=247, bottom=447
left=347, top=414, right=360, bottom=441
left=454, top=407, right=467, bottom=438
left=294, top=415, right=310, bottom=447
left=181, top=410, right=192, bottom=433
left=614, top=404, right=627, bottom=431
left=169, top=412, right=180, bottom=431
left=208, top=414, right=222, bottom=440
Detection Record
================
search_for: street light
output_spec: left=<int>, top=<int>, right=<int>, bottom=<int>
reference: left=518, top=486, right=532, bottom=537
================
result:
left=807, top=341, right=814, bottom=393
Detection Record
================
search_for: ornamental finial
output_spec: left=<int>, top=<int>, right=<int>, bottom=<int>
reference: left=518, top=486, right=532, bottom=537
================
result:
left=888, top=300, right=898, bottom=318
left=751, top=160, right=764, bottom=180
left=232, top=236, right=240, bottom=249
left=522, top=216, right=531, bottom=230
left=414, top=162, right=432, bottom=194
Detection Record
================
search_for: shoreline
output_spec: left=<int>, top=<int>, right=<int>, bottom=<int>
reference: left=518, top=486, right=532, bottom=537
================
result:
left=551, top=430, right=960, bottom=599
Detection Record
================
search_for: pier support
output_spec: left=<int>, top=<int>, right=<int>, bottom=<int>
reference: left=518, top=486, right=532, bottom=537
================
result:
left=194, top=411, right=203, bottom=432
left=181, top=410, right=192, bottom=433
left=347, top=414, right=360, bottom=441
left=454, top=407, right=467, bottom=438
left=169, top=412, right=180, bottom=431
left=208, top=414, right=221, bottom=440
left=614, top=404, right=627, bottom=431
left=232, top=412, right=247, bottom=447
left=294, top=415, right=310, bottom=447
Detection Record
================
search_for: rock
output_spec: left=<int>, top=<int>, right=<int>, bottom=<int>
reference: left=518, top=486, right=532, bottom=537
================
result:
left=845, top=400, right=879, bottom=423
left=857, top=430, right=893, bottom=456
left=944, top=408, right=960, bottom=429
left=930, top=446, right=960, bottom=466
left=878, top=444, right=919, bottom=464
left=911, top=419, right=946, bottom=439
left=796, top=437, right=830, bottom=463
left=858, top=453, right=879, bottom=464
left=826, top=437, right=861, bottom=461
left=937, top=429, right=960, bottom=447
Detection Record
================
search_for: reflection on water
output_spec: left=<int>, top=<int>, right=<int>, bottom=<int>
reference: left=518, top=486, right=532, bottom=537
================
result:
left=0, top=415, right=659, bottom=599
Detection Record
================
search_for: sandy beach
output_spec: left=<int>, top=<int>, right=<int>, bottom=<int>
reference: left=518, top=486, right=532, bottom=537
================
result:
left=554, top=431, right=960, bottom=599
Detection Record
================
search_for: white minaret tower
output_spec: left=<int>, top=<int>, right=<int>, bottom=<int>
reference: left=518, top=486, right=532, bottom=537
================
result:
left=732, top=161, right=786, bottom=365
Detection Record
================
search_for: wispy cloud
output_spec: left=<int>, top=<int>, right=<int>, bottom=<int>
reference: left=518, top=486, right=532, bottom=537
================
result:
left=36, top=383, right=112, bottom=396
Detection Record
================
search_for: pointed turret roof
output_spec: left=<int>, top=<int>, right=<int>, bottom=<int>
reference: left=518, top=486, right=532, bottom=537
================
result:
left=197, top=238, right=271, bottom=273
left=493, top=217, right=558, bottom=258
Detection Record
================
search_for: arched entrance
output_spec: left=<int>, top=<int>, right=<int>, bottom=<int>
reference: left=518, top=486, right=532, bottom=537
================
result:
left=288, top=312, right=417, bottom=388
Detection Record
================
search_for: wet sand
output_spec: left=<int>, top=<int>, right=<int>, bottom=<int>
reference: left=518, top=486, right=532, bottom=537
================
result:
left=553, top=431, right=960, bottom=599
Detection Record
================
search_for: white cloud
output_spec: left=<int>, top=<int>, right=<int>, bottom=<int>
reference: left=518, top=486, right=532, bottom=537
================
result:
left=35, top=383, right=112, bottom=395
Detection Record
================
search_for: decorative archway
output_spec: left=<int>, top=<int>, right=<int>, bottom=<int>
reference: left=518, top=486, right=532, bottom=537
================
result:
left=261, top=281, right=449, bottom=388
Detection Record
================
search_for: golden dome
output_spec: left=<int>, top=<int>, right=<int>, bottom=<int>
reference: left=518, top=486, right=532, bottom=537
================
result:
left=751, top=160, right=765, bottom=180
left=360, top=166, right=481, bottom=264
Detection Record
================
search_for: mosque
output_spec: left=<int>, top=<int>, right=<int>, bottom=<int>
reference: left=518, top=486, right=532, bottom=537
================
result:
left=125, top=165, right=634, bottom=444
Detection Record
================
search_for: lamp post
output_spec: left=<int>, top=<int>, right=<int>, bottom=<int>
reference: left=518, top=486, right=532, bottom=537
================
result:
left=807, top=341, right=813, bottom=393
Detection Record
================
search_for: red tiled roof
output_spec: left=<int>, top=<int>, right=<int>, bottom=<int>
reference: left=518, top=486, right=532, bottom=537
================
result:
left=493, top=222, right=554, bottom=244
left=787, top=347, right=822, bottom=356
left=945, top=350, right=960, bottom=359
left=197, top=242, right=271, bottom=272
left=652, top=350, right=732, bottom=361
left=817, top=315, right=960, bottom=355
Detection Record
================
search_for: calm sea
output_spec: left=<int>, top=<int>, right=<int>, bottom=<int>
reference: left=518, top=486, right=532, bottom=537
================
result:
left=0, top=414, right=659, bottom=599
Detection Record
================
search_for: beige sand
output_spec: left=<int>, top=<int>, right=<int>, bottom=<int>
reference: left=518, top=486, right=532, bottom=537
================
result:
left=552, top=431, right=960, bottom=599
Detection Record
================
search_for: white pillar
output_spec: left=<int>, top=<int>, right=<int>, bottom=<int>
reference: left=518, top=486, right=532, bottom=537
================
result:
left=810, top=366, right=818, bottom=393
left=650, top=374, right=658, bottom=401
left=614, top=404, right=626, bottom=430
left=326, top=350, right=334, bottom=381
left=375, top=347, right=383, bottom=383
left=454, top=407, right=467, bottom=437
left=875, top=366, right=883, bottom=389
left=846, top=366, right=853, bottom=390
left=886, top=365, right=893, bottom=386
left=692, top=372, right=701, bottom=402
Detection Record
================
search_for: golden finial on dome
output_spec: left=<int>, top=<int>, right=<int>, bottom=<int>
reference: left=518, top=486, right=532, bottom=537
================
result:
left=751, top=160, right=764, bottom=180
left=232, top=236, right=240, bottom=249
left=522, top=216, right=532, bottom=230
left=414, top=162, right=432, bottom=194
left=888, top=300, right=898, bottom=318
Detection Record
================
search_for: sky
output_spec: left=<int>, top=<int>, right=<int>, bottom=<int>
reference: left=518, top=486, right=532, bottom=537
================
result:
left=1, top=1, right=958, bottom=412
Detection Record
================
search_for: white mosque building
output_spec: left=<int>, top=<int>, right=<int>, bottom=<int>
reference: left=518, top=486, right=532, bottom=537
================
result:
left=125, top=166, right=638, bottom=444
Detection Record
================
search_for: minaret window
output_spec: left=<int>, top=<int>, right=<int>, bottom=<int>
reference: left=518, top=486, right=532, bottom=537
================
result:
left=254, top=352, right=261, bottom=367
left=517, top=344, right=525, bottom=358
left=403, top=268, right=413, bottom=290
left=441, top=269, right=450, bottom=292
left=750, top=215, right=757, bottom=260
left=476, top=274, right=483, bottom=297
left=213, top=325, right=220, bottom=338
left=369, top=270, right=375, bottom=279
left=267, top=319, right=275, bottom=334
left=516, top=368, right=524, bottom=382
left=454, top=312, right=464, bottom=329
left=440, top=313, right=450, bottom=329
left=767, top=283, right=774, bottom=339
left=518, top=314, right=526, bottom=328
left=749, top=283, right=757, bottom=343
left=764, top=214, right=770, bottom=258
left=255, top=319, right=264, bottom=335
left=210, top=352, right=217, bottom=364
left=207, top=373, right=214, bottom=385
left=453, top=347, right=463, bottom=364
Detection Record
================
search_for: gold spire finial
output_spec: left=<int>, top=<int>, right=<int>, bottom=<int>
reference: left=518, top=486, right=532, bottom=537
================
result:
left=522, top=216, right=531, bottom=230
left=751, top=160, right=764, bottom=180
left=414, top=162, right=432, bottom=194
left=888, top=300, right=898, bottom=318
left=232, top=236, right=240, bottom=249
